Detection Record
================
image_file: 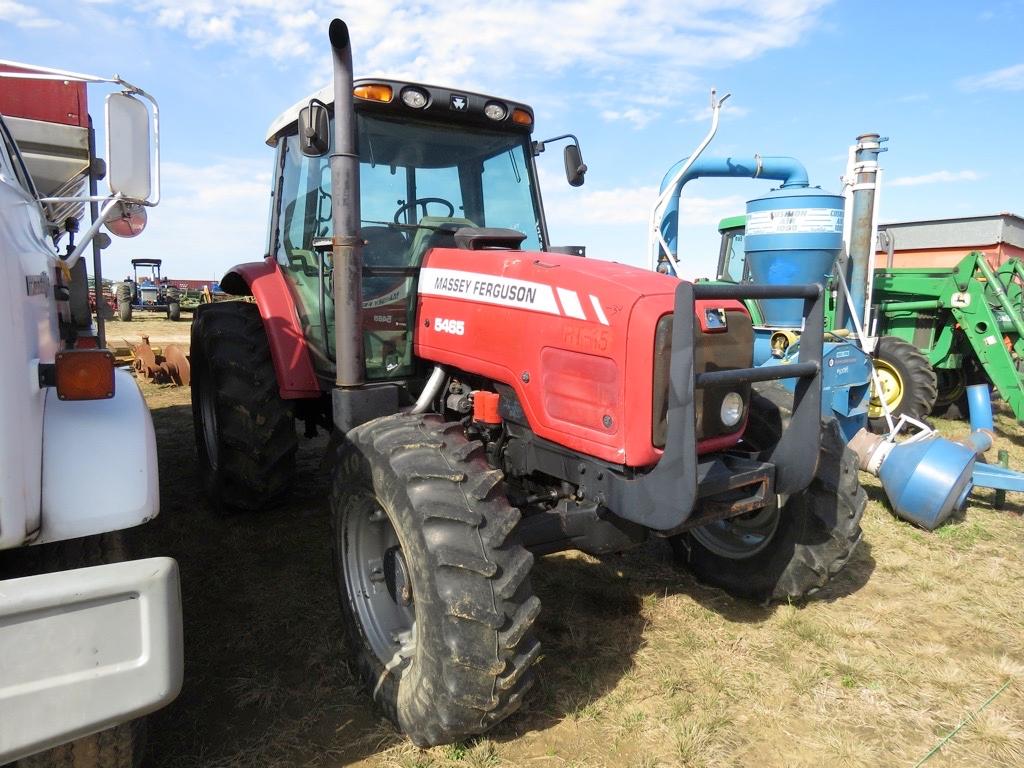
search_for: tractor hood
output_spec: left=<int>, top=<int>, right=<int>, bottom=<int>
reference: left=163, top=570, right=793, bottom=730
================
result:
left=415, top=245, right=747, bottom=467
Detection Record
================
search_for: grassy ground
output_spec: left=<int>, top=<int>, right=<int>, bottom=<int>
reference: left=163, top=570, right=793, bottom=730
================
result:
left=128, top=350, right=1024, bottom=768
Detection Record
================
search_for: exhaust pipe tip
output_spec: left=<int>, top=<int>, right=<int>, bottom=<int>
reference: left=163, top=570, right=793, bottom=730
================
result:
left=329, top=18, right=350, bottom=49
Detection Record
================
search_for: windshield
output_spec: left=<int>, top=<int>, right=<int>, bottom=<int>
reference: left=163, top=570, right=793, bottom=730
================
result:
left=718, top=228, right=748, bottom=283
left=274, top=112, right=544, bottom=381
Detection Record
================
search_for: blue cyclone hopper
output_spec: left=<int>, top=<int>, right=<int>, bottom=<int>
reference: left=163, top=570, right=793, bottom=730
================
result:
left=745, top=187, right=845, bottom=328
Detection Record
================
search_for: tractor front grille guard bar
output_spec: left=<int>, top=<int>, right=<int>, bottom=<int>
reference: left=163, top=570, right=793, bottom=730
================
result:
left=606, top=281, right=825, bottom=531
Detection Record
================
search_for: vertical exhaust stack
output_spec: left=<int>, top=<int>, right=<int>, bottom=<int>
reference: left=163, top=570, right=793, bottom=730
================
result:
left=329, top=19, right=365, bottom=388
left=844, top=133, right=884, bottom=332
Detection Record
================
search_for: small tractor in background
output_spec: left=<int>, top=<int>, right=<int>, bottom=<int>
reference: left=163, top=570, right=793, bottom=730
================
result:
left=190, top=19, right=866, bottom=746
left=116, top=257, right=182, bottom=321
left=0, top=61, right=182, bottom=766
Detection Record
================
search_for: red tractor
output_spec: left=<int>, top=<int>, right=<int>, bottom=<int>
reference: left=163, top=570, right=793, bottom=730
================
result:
left=191, top=20, right=865, bottom=746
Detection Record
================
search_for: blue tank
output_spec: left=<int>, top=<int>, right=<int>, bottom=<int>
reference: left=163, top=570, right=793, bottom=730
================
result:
left=745, top=187, right=844, bottom=328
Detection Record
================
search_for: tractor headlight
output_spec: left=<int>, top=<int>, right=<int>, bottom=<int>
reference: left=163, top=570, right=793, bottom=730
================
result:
left=720, top=391, right=744, bottom=427
left=400, top=87, right=428, bottom=108
left=484, top=101, right=508, bottom=121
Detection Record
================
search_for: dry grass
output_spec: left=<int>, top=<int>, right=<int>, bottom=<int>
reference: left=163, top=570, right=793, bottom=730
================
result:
left=129, top=355, right=1024, bottom=768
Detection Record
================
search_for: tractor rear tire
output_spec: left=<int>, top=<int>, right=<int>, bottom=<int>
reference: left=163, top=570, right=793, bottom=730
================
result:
left=331, top=413, right=540, bottom=746
left=167, top=302, right=181, bottom=322
left=671, top=388, right=866, bottom=603
left=12, top=533, right=147, bottom=768
left=868, top=336, right=937, bottom=433
left=118, top=301, right=132, bottom=322
left=191, top=301, right=297, bottom=513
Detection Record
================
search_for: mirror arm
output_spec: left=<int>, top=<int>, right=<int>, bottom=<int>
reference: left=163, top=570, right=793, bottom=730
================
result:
left=532, top=133, right=581, bottom=157
left=61, top=197, right=121, bottom=270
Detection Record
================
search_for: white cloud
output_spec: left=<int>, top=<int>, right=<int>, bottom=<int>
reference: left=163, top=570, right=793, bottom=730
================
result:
left=678, top=102, right=750, bottom=123
left=888, top=170, right=983, bottom=187
left=133, top=0, right=830, bottom=119
left=957, top=62, right=1024, bottom=92
left=0, top=0, right=60, bottom=28
left=104, top=158, right=272, bottom=281
left=601, top=107, right=658, bottom=130
left=544, top=181, right=743, bottom=227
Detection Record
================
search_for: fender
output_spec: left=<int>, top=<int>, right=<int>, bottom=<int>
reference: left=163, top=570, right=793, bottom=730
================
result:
left=37, top=369, right=159, bottom=544
left=220, top=258, right=321, bottom=399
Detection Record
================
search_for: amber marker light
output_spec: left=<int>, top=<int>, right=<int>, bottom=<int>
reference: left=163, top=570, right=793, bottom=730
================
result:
left=353, top=84, right=393, bottom=102
left=54, top=350, right=115, bottom=400
left=511, top=108, right=533, bottom=126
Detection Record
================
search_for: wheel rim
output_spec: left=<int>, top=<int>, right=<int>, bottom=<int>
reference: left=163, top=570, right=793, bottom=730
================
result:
left=342, top=495, right=417, bottom=670
left=868, top=359, right=904, bottom=418
left=690, top=503, right=781, bottom=559
left=197, top=372, right=220, bottom=470
left=934, top=367, right=966, bottom=408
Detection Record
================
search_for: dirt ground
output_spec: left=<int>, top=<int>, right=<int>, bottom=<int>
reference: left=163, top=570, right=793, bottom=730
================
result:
left=104, top=314, right=193, bottom=350
left=123, top=322, right=1024, bottom=768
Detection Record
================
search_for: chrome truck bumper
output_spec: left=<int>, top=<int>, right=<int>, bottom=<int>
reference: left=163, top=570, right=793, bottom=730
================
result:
left=0, top=557, right=183, bottom=763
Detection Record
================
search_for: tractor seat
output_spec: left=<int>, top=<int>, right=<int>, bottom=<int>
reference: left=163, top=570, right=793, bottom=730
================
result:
left=360, top=226, right=410, bottom=267
left=409, top=216, right=477, bottom=265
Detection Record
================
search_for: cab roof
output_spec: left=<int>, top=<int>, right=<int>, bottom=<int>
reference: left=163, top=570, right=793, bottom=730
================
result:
left=265, top=78, right=534, bottom=147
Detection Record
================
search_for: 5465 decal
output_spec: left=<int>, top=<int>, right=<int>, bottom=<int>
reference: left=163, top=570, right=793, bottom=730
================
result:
left=434, top=317, right=465, bottom=336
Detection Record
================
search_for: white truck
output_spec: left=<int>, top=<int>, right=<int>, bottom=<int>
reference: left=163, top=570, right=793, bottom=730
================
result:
left=0, top=63, right=182, bottom=766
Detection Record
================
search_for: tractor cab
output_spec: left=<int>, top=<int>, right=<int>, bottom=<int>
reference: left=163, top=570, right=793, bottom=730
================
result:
left=716, top=215, right=749, bottom=283
left=265, top=80, right=574, bottom=382
left=131, top=258, right=163, bottom=303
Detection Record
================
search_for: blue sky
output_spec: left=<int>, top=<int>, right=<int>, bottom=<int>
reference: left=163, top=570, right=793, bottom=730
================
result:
left=2, top=0, right=1022, bottom=283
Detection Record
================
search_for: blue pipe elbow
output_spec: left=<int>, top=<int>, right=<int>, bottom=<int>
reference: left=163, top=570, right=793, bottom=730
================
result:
left=659, top=155, right=810, bottom=259
left=966, top=384, right=994, bottom=433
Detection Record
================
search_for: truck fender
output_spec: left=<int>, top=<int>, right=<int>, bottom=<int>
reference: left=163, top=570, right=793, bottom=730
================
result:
left=220, top=258, right=320, bottom=398
left=36, top=369, right=159, bottom=544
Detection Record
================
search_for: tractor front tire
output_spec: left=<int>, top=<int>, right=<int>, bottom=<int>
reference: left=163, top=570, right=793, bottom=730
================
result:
left=331, top=413, right=540, bottom=746
left=12, top=534, right=146, bottom=768
left=191, top=301, right=297, bottom=513
left=868, top=336, right=937, bottom=433
left=672, top=392, right=866, bottom=603
left=167, top=302, right=181, bottom=322
left=117, top=301, right=132, bottom=322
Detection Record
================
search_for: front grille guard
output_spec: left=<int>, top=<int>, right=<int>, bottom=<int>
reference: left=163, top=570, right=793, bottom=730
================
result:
left=606, top=281, right=824, bottom=531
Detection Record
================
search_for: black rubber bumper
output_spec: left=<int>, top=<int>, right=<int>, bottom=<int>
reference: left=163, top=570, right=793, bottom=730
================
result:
left=605, top=281, right=825, bottom=532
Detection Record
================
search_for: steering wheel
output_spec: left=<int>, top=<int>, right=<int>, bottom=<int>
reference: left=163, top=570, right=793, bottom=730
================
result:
left=393, top=197, right=455, bottom=224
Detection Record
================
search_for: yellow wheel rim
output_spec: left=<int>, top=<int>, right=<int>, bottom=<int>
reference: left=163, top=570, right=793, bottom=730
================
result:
left=934, top=368, right=966, bottom=408
left=868, top=359, right=904, bottom=419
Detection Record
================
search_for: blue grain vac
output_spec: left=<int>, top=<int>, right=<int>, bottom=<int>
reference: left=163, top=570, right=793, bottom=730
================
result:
left=650, top=95, right=1024, bottom=530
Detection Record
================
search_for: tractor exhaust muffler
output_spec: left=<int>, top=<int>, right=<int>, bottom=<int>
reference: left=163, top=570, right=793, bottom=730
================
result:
left=328, top=18, right=365, bottom=388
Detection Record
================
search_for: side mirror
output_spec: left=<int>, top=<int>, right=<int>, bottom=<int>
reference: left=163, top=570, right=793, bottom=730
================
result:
left=298, top=100, right=330, bottom=157
left=564, top=143, right=586, bottom=187
left=104, top=201, right=148, bottom=238
left=105, top=93, right=152, bottom=201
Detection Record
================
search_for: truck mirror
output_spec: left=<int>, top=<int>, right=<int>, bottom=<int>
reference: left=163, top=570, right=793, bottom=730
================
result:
left=104, top=201, right=148, bottom=238
left=299, top=101, right=330, bottom=156
left=105, top=92, right=152, bottom=201
left=564, top=143, right=586, bottom=187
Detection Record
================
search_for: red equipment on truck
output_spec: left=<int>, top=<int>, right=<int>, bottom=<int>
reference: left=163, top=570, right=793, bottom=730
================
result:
left=191, top=20, right=865, bottom=746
